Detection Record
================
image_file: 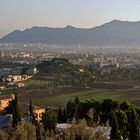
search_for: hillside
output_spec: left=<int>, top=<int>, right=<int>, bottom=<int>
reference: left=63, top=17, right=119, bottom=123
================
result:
left=35, top=58, right=94, bottom=86
left=1, top=20, right=140, bottom=46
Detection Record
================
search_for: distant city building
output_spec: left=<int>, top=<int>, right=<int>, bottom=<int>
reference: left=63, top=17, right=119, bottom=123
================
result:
left=0, top=85, right=6, bottom=90
left=17, top=82, right=25, bottom=88
left=0, top=51, right=4, bottom=58
left=93, top=56, right=117, bottom=64
left=79, top=68, right=85, bottom=72
left=26, top=67, right=38, bottom=75
left=3, top=75, right=32, bottom=82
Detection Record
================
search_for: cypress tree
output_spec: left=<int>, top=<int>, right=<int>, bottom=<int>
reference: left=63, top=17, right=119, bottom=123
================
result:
left=29, top=99, right=36, bottom=124
left=127, top=109, right=140, bottom=140
left=28, top=100, right=42, bottom=140
left=110, top=111, right=121, bottom=140
left=62, top=108, right=67, bottom=123
left=66, top=99, right=75, bottom=122
left=57, top=106, right=63, bottom=123
left=29, top=99, right=33, bottom=116
left=12, top=94, right=21, bottom=128
left=74, top=97, right=80, bottom=120
left=74, top=96, right=80, bottom=105
left=115, top=110, right=128, bottom=140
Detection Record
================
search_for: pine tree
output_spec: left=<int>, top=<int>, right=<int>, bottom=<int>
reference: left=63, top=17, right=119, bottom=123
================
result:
left=29, top=99, right=33, bottom=116
left=66, top=99, right=75, bottom=122
left=74, top=96, right=80, bottom=105
left=74, top=97, right=80, bottom=120
left=62, top=108, right=67, bottom=123
left=12, top=94, right=21, bottom=128
left=57, top=106, right=63, bottom=123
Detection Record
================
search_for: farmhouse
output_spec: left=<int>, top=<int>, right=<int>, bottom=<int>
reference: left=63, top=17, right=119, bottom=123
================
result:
left=33, top=106, right=45, bottom=122
left=0, top=94, right=15, bottom=112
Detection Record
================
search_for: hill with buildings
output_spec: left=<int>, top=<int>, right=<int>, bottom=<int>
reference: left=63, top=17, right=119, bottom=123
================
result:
left=1, top=20, right=140, bottom=46
left=35, top=58, right=94, bottom=86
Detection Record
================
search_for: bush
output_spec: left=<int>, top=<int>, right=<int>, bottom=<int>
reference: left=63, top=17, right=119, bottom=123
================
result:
left=11, top=123, right=36, bottom=140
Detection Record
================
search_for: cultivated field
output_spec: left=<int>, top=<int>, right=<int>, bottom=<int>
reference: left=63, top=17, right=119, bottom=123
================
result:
left=18, top=80, right=140, bottom=107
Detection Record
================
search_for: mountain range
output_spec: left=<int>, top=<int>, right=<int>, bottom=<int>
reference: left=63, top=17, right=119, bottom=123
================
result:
left=1, top=20, right=140, bottom=46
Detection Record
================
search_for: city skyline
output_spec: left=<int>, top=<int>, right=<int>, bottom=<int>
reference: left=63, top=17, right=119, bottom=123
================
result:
left=1, top=0, right=140, bottom=37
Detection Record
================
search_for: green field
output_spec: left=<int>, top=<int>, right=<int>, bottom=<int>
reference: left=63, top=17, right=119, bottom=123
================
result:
left=33, top=89, right=121, bottom=107
left=18, top=80, right=140, bottom=107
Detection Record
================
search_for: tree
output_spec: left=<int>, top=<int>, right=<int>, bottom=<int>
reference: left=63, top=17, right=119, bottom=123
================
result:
left=21, top=67, right=28, bottom=75
left=115, top=109, right=128, bottom=140
left=74, top=96, right=80, bottom=105
left=63, top=119, right=108, bottom=140
left=101, top=99, right=119, bottom=124
left=41, top=111, right=57, bottom=134
left=87, top=108, right=95, bottom=127
left=74, top=97, right=80, bottom=120
left=101, top=99, right=119, bottom=114
left=12, top=94, right=21, bottom=128
left=110, top=111, right=121, bottom=140
left=11, top=123, right=36, bottom=140
left=29, top=100, right=33, bottom=116
left=29, top=99, right=38, bottom=128
left=66, top=99, right=75, bottom=122
left=62, top=108, right=67, bottom=123
left=120, top=101, right=131, bottom=111
left=135, top=107, right=140, bottom=117
left=127, top=108, right=140, bottom=140
left=57, top=106, right=63, bottom=123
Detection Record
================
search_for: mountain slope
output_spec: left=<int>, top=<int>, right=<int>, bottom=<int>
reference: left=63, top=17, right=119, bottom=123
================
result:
left=1, top=20, right=140, bottom=45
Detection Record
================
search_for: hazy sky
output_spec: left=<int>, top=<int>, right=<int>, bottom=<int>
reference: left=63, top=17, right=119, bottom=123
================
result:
left=0, top=0, right=140, bottom=37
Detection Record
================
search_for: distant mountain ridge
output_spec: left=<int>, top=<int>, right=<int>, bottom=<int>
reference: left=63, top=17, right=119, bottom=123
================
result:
left=1, top=20, right=140, bottom=45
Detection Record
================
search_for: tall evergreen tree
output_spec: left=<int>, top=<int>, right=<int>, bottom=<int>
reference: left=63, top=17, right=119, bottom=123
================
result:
left=127, top=109, right=140, bottom=140
left=62, top=108, right=67, bottom=123
left=66, top=99, right=75, bottom=122
left=115, top=110, right=128, bottom=140
left=101, top=99, right=119, bottom=124
left=12, top=94, right=21, bottom=128
left=28, top=100, right=42, bottom=140
left=29, top=99, right=37, bottom=125
left=74, top=96, right=80, bottom=105
left=41, top=111, right=57, bottom=134
left=120, top=101, right=131, bottom=111
left=29, top=99, right=33, bottom=116
left=74, top=97, right=80, bottom=120
left=57, top=106, right=63, bottom=123
left=110, top=111, right=121, bottom=140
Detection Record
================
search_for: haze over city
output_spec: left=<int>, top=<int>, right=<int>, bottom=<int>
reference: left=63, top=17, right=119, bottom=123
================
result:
left=1, top=0, right=140, bottom=37
left=1, top=1, right=140, bottom=139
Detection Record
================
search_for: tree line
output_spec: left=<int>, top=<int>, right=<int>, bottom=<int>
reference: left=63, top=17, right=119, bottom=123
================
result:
left=3, top=95, right=140, bottom=140
left=58, top=97, right=140, bottom=140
